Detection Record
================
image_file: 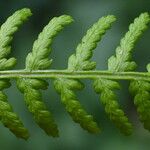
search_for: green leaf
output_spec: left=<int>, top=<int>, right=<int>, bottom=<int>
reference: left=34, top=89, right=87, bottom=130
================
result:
left=17, top=78, right=59, bottom=137
left=0, top=90, right=29, bottom=140
left=26, top=15, right=73, bottom=70
left=0, top=8, right=32, bottom=69
left=128, top=13, right=150, bottom=132
left=93, top=78, right=133, bottom=135
left=0, top=8, right=32, bottom=139
left=93, top=12, right=150, bottom=135
left=129, top=80, right=150, bottom=130
left=17, top=15, right=73, bottom=137
left=68, top=15, right=116, bottom=71
left=0, top=9, right=150, bottom=139
left=54, top=78, right=100, bottom=133
left=54, top=15, right=116, bottom=133
left=129, top=63, right=150, bottom=131
left=108, top=12, right=150, bottom=72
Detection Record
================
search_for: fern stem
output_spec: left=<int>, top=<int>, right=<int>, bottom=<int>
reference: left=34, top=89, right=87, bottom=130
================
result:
left=0, top=70, right=149, bottom=81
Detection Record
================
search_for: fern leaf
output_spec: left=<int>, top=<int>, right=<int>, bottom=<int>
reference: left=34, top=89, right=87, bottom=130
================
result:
left=0, top=8, right=32, bottom=66
left=93, top=79, right=133, bottom=135
left=0, top=8, right=32, bottom=139
left=129, top=80, right=150, bottom=130
left=0, top=9, right=149, bottom=139
left=68, top=15, right=116, bottom=71
left=54, top=15, right=116, bottom=133
left=0, top=89, right=29, bottom=139
left=128, top=14, right=150, bottom=131
left=17, top=15, right=73, bottom=137
left=108, top=12, right=150, bottom=72
left=54, top=78, right=100, bottom=133
left=93, top=12, right=150, bottom=135
left=129, top=63, right=150, bottom=131
left=26, top=15, right=73, bottom=70
left=17, top=78, right=59, bottom=137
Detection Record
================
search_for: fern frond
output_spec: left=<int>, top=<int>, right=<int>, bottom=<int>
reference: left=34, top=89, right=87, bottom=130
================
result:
left=108, top=12, right=150, bottom=72
left=0, top=9, right=150, bottom=139
left=128, top=14, right=150, bottom=131
left=129, top=63, right=150, bottom=131
left=129, top=80, right=150, bottom=130
left=93, top=12, right=150, bottom=135
left=0, top=89, right=29, bottom=139
left=17, top=15, right=73, bottom=137
left=68, top=15, right=116, bottom=71
left=54, top=15, right=116, bottom=133
left=0, top=8, right=31, bottom=139
left=93, top=79, right=133, bottom=135
left=26, top=15, right=73, bottom=70
left=0, top=8, right=32, bottom=69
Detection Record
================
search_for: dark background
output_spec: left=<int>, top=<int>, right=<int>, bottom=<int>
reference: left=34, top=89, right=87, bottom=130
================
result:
left=0, top=0, right=150, bottom=150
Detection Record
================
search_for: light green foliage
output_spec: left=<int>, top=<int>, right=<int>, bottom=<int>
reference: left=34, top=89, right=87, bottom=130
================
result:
left=68, top=15, right=116, bottom=71
left=129, top=64, right=150, bottom=131
left=129, top=80, right=150, bottom=130
left=54, top=15, right=116, bottom=133
left=0, top=90, right=29, bottom=139
left=93, top=13, right=150, bottom=135
left=17, top=78, right=59, bottom=137
left=93, top=79, right=133, bottom=135
left=17, top=15, right=73, bottom=137
left=108, top=13, right=150, bottom=72
left=0, top=8, right=32, bottom=69
left=26, top=15, right=73, bottom=70
left=0, top=8, right=31, bottom=139
left=54, top=78, right=100, bottom=133
left=0, top=8, right=150, bottom=140
left=127, top=13, right=150, bottom=132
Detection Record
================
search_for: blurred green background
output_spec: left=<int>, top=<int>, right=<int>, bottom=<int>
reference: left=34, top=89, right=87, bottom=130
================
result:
left=0, top=0, right=150, bottom=150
